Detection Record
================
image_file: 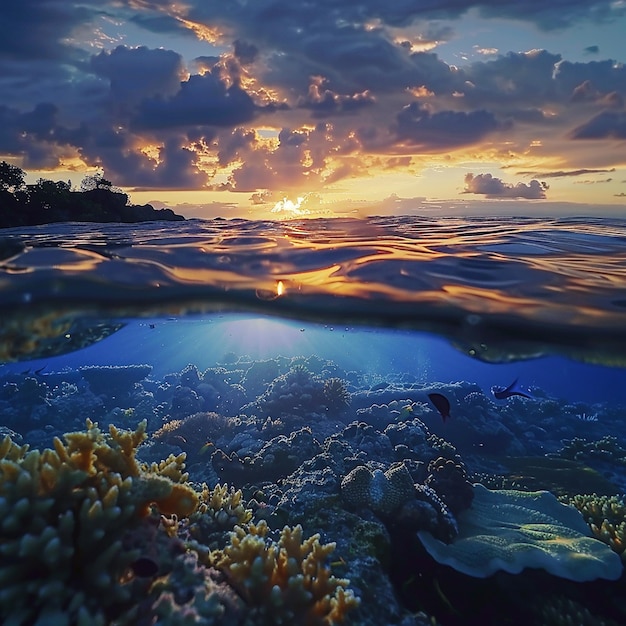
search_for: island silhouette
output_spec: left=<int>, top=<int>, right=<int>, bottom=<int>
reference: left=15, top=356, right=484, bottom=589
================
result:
left=0, top=162, right=184, bottom=228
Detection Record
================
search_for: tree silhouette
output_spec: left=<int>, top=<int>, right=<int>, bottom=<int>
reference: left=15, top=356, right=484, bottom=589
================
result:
left=0, top=162, right=26, bottom=193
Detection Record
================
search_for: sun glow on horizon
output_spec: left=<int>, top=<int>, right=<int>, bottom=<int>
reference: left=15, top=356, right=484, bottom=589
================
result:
left=271, top=196, right=309, bottom=216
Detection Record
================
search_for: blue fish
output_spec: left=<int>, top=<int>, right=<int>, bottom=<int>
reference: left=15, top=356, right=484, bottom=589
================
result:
left=491, top=378, right=532, bottom=400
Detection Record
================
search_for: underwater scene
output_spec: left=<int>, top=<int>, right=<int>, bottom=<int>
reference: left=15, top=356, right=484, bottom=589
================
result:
left=1, top=216, right=626, bottom=626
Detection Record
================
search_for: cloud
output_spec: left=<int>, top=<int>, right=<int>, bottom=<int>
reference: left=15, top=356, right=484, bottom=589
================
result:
left=297, top=76, right=376, bottom=117
left=0, top=0, right=97, bottom=62
left=90, top=46, right=185, bottom=104
left=516, top=168, right=616, bottom=178
left=464, top=173, right=549, bottom=199
left=1, top=0, right=626, bottom=198
left=572, top=111, right=626, bottom=139
left=133, top=69, right=258, bottom=130
left=584, top=45, right=600, bottom=55
left=395, top=102, right=499, bottom=148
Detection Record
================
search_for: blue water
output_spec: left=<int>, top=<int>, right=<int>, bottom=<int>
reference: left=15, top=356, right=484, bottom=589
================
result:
left=2, top=215, right=626, bottom=626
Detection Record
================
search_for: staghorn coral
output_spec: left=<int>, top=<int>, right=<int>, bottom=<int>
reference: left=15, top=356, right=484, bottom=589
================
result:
left=566, top=493, right=626, bottom=557
left=0, top=419, right=198, bottom=624
left=216, top=520, right=359, bottom=625
left=152, top=411, right=237, bottom=463
left=138, top=551, right=244, bottom=626
left=185, top=483, right=253, bottom=551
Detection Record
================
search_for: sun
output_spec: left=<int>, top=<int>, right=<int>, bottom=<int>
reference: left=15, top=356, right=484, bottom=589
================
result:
left=271, top=196, right=308, bottom=216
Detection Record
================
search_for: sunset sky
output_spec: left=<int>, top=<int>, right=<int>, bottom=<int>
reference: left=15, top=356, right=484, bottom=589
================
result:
left=1, top=0, right=625, bottom=218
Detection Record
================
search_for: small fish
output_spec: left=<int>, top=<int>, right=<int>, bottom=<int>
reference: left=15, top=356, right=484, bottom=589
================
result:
left=130, top=556, right=159, bottom=578
left=491, top=378, right=532, bottom=400
left=399, top=402, right=416, bottom=420
left=428, top=393, right=451, bottom=422
left=198, top=441, right=214, bottom=456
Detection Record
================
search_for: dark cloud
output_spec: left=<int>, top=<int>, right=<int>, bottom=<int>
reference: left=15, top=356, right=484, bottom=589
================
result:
left=297, top=76, right=375, bottom=117
left=572, top=111, right=626, bottom=139
left=90, top=46, right=185, bottom=104
left=133, top=69, right=258, bottom=130
left=395, top=103, right=499, bottom=148
left=233, top=40, right=259, bottom=65
left=516, top=168, right=616, bottom=178
left=584, top=45, right=600, bottom=55
left=1, top=0, right=625, bottom=196
left=0, top=0, right=96, bottom=62
left=464, top=173, right=549, bottom=199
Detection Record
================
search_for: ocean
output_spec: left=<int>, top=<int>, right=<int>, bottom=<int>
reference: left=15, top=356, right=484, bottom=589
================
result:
left=1, top=215, right=625, bottom=625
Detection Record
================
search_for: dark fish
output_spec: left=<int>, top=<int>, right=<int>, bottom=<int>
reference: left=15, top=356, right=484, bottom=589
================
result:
left=130, top=556, right=159, bottom=578
left=428, top=393, right=451, bottom=422
left=491, top=378, right=533, bottom=400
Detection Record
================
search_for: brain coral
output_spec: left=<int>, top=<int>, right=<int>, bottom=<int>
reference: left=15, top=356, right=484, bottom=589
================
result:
left=417, top=484, right=623, bottom=581
left=0, top=419, right=198, bottom=624
left=340, top=463, right=415, bottom=519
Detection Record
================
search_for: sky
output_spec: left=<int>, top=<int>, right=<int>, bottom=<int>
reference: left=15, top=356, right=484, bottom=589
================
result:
left=1, top=0, right=626, bottom=219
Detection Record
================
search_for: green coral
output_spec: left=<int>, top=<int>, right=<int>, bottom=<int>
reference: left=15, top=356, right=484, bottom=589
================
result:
left=417, top=483, right=623, bottom=581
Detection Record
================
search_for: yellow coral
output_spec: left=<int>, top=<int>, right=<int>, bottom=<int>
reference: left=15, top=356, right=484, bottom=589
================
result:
left=217, top=520, right=359, bottom=625
left=567, top=493, right=626, bottom=557
left=0, top=420, right=200, bottom=624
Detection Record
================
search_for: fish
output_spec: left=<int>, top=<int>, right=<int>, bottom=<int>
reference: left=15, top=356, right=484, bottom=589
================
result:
left=130, top=556, right=159, bottom=578
left=428, top=392, right=451, bottom=422
left=198, top=441, right=214, bottom=456
left=399, top=402, right=416, bottom=420
left=491, top=378, right=533, bottom=400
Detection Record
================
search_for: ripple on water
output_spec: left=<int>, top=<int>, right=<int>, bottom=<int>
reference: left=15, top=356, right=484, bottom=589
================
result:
left=1, top=215, right=626, bottom=362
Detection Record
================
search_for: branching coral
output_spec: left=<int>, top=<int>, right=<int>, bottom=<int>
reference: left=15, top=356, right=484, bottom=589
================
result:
left=152, top=411, right=236, bottom=463
left=216, top=520, right=359, bottom=625
left=567, top=493, right=626, bottom=557
left=0, top=419, right=198, bottom=624
left=186, top=483, right=253, bottom=550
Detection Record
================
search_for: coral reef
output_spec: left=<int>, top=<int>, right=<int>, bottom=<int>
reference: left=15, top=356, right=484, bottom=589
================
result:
left=536, top=595, right=619, bottom=626
left=554, top=436, right=626, bottom=466
left=424, top=456, right=474, bottom=515
left=323, top=378, right=351, bottom=412
left=341, top=463, right=415, bottom=519
left=0, top=419, right=198, bottom=624
left=152, top=411, right=238, bottom=464
left=567, top=493, right=626, bottom=557
left=185, top=483, right=253, bottom=550
left=79, top=364, right=152, bottom=398
left=216, top=520, right=360, bottom=625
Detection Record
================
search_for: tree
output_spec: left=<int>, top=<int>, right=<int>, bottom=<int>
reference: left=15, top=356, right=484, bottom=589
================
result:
left=0, top=161, right=26, bottom=193
left=80, top=171, right=119, bottom=193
